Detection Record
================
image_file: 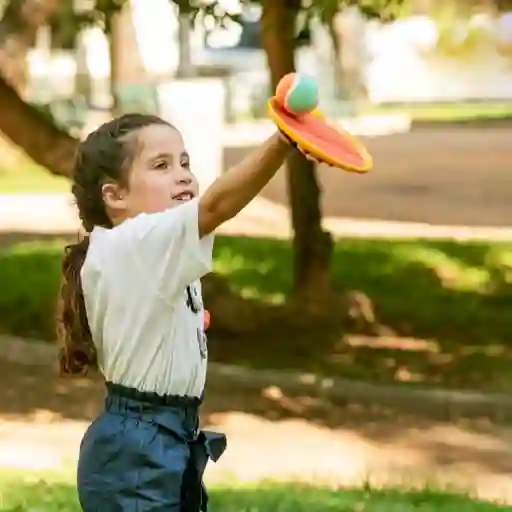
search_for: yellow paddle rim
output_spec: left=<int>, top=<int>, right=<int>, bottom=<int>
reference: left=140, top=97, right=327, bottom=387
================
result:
left=267, top=97, right=373, bottom=173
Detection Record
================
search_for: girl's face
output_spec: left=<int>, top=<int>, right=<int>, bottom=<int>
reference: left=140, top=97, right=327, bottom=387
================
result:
left=104, top=123, right=199, bottom=223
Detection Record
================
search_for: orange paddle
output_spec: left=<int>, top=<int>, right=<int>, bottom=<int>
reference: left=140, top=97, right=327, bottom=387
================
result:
left=268, top=73, right=373, bottom=173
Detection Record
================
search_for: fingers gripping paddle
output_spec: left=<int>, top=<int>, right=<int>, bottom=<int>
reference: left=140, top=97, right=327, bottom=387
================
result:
left=268, top=73, right=373, bottom=173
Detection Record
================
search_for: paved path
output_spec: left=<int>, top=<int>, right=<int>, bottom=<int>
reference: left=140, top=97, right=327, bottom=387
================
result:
left=224, top=126, right=512, bottom=228
left=2, top=124, right=512, bottom=238
left=1, top=352, right=511, bottom=504
left=2, top=193, right=512, bottom=241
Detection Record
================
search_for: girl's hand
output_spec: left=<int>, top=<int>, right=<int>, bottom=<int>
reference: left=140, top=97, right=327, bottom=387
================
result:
left=278, top=130, right=322, bottom=163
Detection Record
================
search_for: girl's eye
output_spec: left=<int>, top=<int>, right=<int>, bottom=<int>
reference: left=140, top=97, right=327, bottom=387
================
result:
left=154, top=161, right=169, bottom=170
left=181, top=160, right=190, bottom=169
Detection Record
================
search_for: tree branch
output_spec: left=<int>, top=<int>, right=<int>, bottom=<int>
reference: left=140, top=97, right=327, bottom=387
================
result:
left=0, top=74, right=78, bottom=177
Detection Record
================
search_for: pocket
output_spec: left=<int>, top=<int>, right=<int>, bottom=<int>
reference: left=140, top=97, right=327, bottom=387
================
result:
left=78, top=413, right=125, bottom=478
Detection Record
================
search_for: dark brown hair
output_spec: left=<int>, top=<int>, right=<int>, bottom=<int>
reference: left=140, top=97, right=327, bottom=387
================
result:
left=57, top=113, right=171, bottom=375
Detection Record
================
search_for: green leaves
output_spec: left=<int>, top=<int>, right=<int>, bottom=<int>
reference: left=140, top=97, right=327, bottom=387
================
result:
left=51, top=0, right=408, bottom=48
left=169, top=0, right=408, bottom=24
left=170, top=0, right=243, bottom=26
left=49, top=0, right=127, bottom=40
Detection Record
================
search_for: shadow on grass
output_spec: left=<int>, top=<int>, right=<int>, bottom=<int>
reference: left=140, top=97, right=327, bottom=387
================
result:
left=213, top=235, right=512, bottom=343
left=211, top=236, right=512, bottom=391
left=0, top=234, right=512, bottom=392
left=0, top=474, right=509, bottom=512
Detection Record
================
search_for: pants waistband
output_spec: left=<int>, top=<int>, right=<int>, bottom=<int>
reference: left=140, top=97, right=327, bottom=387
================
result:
left=105, top=382, right=202, bottom=440
left=106, top=381, right=203, bottom=408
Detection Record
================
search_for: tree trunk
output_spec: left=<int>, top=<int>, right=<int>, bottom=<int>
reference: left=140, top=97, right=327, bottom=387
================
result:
left=326, top=11, right=344, bottom=99
left=260, top=0, right=333, bottom=299
left=0, top=74, right=77, bottom=176
left=106, top=14, right=119, bottom=116
left=108, top=0, right=147, bottom=116
left=176, top=10, right=194, bottom=78
left=74, top=30, right=91, bottom=102
left=0, top=0, right=60, bottom=92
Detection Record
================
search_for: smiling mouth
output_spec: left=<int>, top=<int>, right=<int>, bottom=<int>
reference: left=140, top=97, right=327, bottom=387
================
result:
left=173, top=192, right=195, bottom=202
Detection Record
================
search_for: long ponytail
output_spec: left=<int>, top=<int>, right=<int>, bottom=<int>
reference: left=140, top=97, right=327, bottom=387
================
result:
left=56, top=236, right=97, bottom=375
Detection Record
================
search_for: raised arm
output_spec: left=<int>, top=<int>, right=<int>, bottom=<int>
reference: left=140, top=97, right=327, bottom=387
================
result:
left=106, top=131, right=292, bottom=303
left=198, top=131, right=291, bottom=237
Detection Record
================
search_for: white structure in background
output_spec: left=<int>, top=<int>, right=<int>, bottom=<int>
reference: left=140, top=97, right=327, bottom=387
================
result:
left=499, top=11, right=512, bottom=43
left=366, top=12, right=512, bottom=102
left=497, top=11, right=512, bottom=60
left=158, top=79, right=225, bottom=190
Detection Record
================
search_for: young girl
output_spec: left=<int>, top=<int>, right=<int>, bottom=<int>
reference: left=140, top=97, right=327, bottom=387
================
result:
left=57, top=113, right=293, bottom=511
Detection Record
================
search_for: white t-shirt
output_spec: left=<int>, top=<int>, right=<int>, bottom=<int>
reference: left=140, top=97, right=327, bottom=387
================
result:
left=80, top=198, right=213, bottom=398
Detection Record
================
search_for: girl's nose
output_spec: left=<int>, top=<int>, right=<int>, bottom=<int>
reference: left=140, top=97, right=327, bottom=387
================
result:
left=177, top=175, right=192, bottom=185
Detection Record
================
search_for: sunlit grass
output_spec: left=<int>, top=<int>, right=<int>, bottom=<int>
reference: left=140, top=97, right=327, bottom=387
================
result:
left=0, top=137, right=68, bottom=194
left=363, top=101, right=512, bottom=122
left=212, top=235, right=512, bottom=305
left=0, top=165, right=69, bottom=194
left=392, top=245, right=492, bottom=292
left=0, top=469, right=509, bottom=511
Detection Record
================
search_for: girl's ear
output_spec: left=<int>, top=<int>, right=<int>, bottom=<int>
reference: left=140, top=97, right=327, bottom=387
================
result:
left=101, top=181, right=127, bottom=212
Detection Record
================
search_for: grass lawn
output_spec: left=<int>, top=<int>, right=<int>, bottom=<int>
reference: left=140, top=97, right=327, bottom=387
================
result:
left=0, top=471, right=510, bottom=511
left=0, top=164, right=69, bottom=194
left=213, top=236, right=512, bottom=391
left=1, top=235, right=511, bottom=392
left=363, top=101, right=512, bottom=122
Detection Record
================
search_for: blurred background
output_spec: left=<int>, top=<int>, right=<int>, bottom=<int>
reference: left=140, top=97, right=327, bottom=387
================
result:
left=0, top=0, right=512, bottom=510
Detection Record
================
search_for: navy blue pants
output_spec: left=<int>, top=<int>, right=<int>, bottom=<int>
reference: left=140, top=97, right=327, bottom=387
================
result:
left=77, top=382, right=227, bottom=511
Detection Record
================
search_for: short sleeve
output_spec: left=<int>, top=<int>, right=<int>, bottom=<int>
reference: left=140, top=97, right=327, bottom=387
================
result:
left=111, top=198, right=214, bottom=302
